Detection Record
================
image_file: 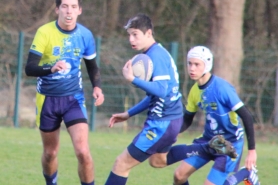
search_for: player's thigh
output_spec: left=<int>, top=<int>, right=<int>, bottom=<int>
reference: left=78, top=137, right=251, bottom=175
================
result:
left=148, top=152, right=168, bottom=167
left=36, top=93, right=62, bottom=132
left=132, top=117, right=182, bottom=155
left=63, top=92, right=88, bottom=128
left=67, top=123, right=90, bottom=153
left=207, top=140, right=244, bottom=185
left=40, top=129, right=60, bottom=152
left=175, top=157, right=208, bottom=179
left=112, top=148, right=142, bottom=175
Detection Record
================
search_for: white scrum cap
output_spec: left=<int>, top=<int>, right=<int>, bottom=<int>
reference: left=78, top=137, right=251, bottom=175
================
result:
left=187, top=46, right=213, bottom=74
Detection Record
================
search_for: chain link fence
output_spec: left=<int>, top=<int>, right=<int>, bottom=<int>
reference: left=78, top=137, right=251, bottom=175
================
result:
left=0, top=30, right=277, bottom=131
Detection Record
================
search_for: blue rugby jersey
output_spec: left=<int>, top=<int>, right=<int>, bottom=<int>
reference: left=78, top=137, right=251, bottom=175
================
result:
left=186, top=75, right=244, bottom=142
left=132, top=43, right=183, bottom=121
left=30, top=21, right=96, bottom=96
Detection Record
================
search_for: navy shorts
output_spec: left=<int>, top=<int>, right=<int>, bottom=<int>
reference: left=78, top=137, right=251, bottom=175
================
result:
left=183, top=136, right=244, bottom=184
left=36, top=92, right=88, bottom=132
left=128, top=116, right=183, bottom=162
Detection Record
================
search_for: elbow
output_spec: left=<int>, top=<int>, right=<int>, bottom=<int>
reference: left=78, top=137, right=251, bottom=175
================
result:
left=155, top=89, right=167, bottom=98
left=25, top=66, right=32, bottom=76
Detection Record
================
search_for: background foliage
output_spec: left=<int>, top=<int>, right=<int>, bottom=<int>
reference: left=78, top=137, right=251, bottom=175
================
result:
left=0, top=0, right=278, bottom=129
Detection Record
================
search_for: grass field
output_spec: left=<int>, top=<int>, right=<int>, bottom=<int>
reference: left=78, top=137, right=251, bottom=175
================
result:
left=0, top=127, right=277, bottom=185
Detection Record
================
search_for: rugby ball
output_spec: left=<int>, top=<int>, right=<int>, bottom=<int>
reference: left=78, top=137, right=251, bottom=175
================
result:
left=131, top=54, right=153, bottom=81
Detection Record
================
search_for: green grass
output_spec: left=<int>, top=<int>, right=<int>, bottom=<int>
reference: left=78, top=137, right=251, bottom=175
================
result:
left=0, top=127, right=277, bottom=184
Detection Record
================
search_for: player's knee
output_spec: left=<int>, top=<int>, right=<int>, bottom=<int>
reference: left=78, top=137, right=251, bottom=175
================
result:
left=148, top=158, right=167, bottom=168
left=75, top=148, right=92, bottom=164
left=112, top=155, right=129, bottom=172
left=43, top=149, right=58, bottom=162
left=174, top=169, right=189, bottom=184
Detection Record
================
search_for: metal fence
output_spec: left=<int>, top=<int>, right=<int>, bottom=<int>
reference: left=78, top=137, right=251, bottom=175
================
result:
left=0, top=30, right=277, bottom=131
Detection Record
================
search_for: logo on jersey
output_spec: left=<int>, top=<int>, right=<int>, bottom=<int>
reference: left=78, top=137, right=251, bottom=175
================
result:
left=207, top=114, right=218, bottom=130
left=53, top=46, right=60, bottom=56
left=31, top=44, right=36, bottom=49
left=58, top=61, right=71, bottom=75
left=210, top=102, right=217, bottom=110
left=74, top=48, right=81, bottom=56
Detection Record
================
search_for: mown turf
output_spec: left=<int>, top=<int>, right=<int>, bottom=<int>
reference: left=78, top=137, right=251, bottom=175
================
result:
left=0, top=127, right=277, bottom=184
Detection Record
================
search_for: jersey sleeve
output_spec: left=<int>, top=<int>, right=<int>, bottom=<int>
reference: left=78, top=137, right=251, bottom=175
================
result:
left=83, top=31, right=96, bottom=60
left=218, top=83, right=244, bottom=111
left=29, top=28, right=48, bottom=56
left=185, top=83, right=200, bottom=113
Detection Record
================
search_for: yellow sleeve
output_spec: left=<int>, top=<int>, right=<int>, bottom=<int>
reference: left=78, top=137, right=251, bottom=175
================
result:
left=30, top=27, right=48, bottom=55
left=185, top=83, right=201, bottom=113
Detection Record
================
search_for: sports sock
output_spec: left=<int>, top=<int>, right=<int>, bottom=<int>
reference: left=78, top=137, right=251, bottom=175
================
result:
left=166, top=144, right=210, bottom=165
left=81, top=181, right=94, bottom=185
left=105, top=171, right=128, bottom=185
left=182, top=181, right=190, bottom=185
left=43, top=171, right=58, bottom=185
left=223, top=168, right=249, bottom=185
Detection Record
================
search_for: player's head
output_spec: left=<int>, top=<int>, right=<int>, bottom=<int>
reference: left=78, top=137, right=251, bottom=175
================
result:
left=56, top=0, right=82, bottom=8
left=124, top=13, right=154, bottom=34
left=187, top=46, right=213, bottom=80
left=124, top=14, right=155, bottom=51
left=55, top=0, right=82, bottom=31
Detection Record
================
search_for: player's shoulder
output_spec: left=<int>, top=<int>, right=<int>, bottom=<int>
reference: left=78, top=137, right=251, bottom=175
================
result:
left=147, top=43, right=170, bottom=61
left=76, top=23, right=94, bottom=36
left=213, top=75, right=235, bottom=90
left=188, top=83, right=200, bottom=96
left=212, top=75, right=238, bottom=99
left=37, top=21, right=56, bottom=32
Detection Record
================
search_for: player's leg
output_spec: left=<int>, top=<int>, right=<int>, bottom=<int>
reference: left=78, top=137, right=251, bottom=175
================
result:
left=105, top=147, right=146, bottom=185
left=224, top=166, right=260, bottom=185
left=147, top=118, right=237, bottom=168
left=145, top=117, right=217, bottom=168
left=67, top=123, right=94, bottom=184
left=205, top=139, right=244, bottom=185
left=64, top=92, right=94, bottom=185
left=105, top=118, right=176, bottom=185
left=36, top=93, right=62, bottom=185
left=173, top=155, right=209, bottom=185
left=40, top=130, right=60, bottom=185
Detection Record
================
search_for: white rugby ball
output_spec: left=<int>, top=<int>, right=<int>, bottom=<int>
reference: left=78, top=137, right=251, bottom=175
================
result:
left=131, top=54, right=153, bottom=81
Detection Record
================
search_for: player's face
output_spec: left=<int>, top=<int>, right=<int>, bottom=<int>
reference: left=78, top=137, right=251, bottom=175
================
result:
left=55, top=0, right=82, bottom=31
left=127, top=28, right=151, bottom=51
left=187, top=58, right=205, bottom=80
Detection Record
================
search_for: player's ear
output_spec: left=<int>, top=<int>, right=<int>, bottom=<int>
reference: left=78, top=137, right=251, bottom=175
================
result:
left=55, top=7, right=59, bottom=15
left=78, top=7, right=82, bottom=15
left=146, top=29, right=152, bottom=37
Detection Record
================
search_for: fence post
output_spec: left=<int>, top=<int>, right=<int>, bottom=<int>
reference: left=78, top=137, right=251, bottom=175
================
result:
left=170, top=42, right=179, bottom=63
left=274, top=67, right=278, bottom=127
left=14, top=31, right=24, bottom=127
left=89, top=36, right=101, bottom=131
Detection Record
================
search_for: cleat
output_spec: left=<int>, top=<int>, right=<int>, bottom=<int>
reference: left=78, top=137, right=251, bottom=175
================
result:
left=209, top=135, right=238, bottom=158
left=243, top=166, right=260, bottom=185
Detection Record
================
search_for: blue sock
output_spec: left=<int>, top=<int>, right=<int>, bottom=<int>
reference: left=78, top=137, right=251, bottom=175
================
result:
left=81, top=181, right=94, bottom=185
left=43, top=171, right=58, bottom=185
left=167, top=144, right=210, bottom=165
left=105, top=171, right=127, bottom=185
left=182, top=181, right=190, bottom=185
left=223, top=168, right=249, bottom=185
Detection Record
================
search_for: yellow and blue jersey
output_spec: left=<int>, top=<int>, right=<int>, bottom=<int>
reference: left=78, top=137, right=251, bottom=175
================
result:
left=30, top=21, right=96, bottom=96
left=186, top=75, right=244, bottom=142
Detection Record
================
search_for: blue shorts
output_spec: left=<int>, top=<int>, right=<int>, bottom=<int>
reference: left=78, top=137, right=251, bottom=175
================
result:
left=36, top=92, right=88, bottom=132
left=183, top=136, right=244, bottom=185
left=128, top=116, right=183, bottom=162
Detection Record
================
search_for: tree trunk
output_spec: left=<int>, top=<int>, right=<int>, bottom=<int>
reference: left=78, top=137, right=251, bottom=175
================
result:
left=209, top=0, right=245, bottom=91
left=105, top=0, right=121, bottom=33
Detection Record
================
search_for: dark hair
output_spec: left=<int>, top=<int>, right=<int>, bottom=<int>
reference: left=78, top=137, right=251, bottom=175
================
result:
left=55, top=0, right=82, bottom=8
left=124, top=13, right=154, bottom=34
